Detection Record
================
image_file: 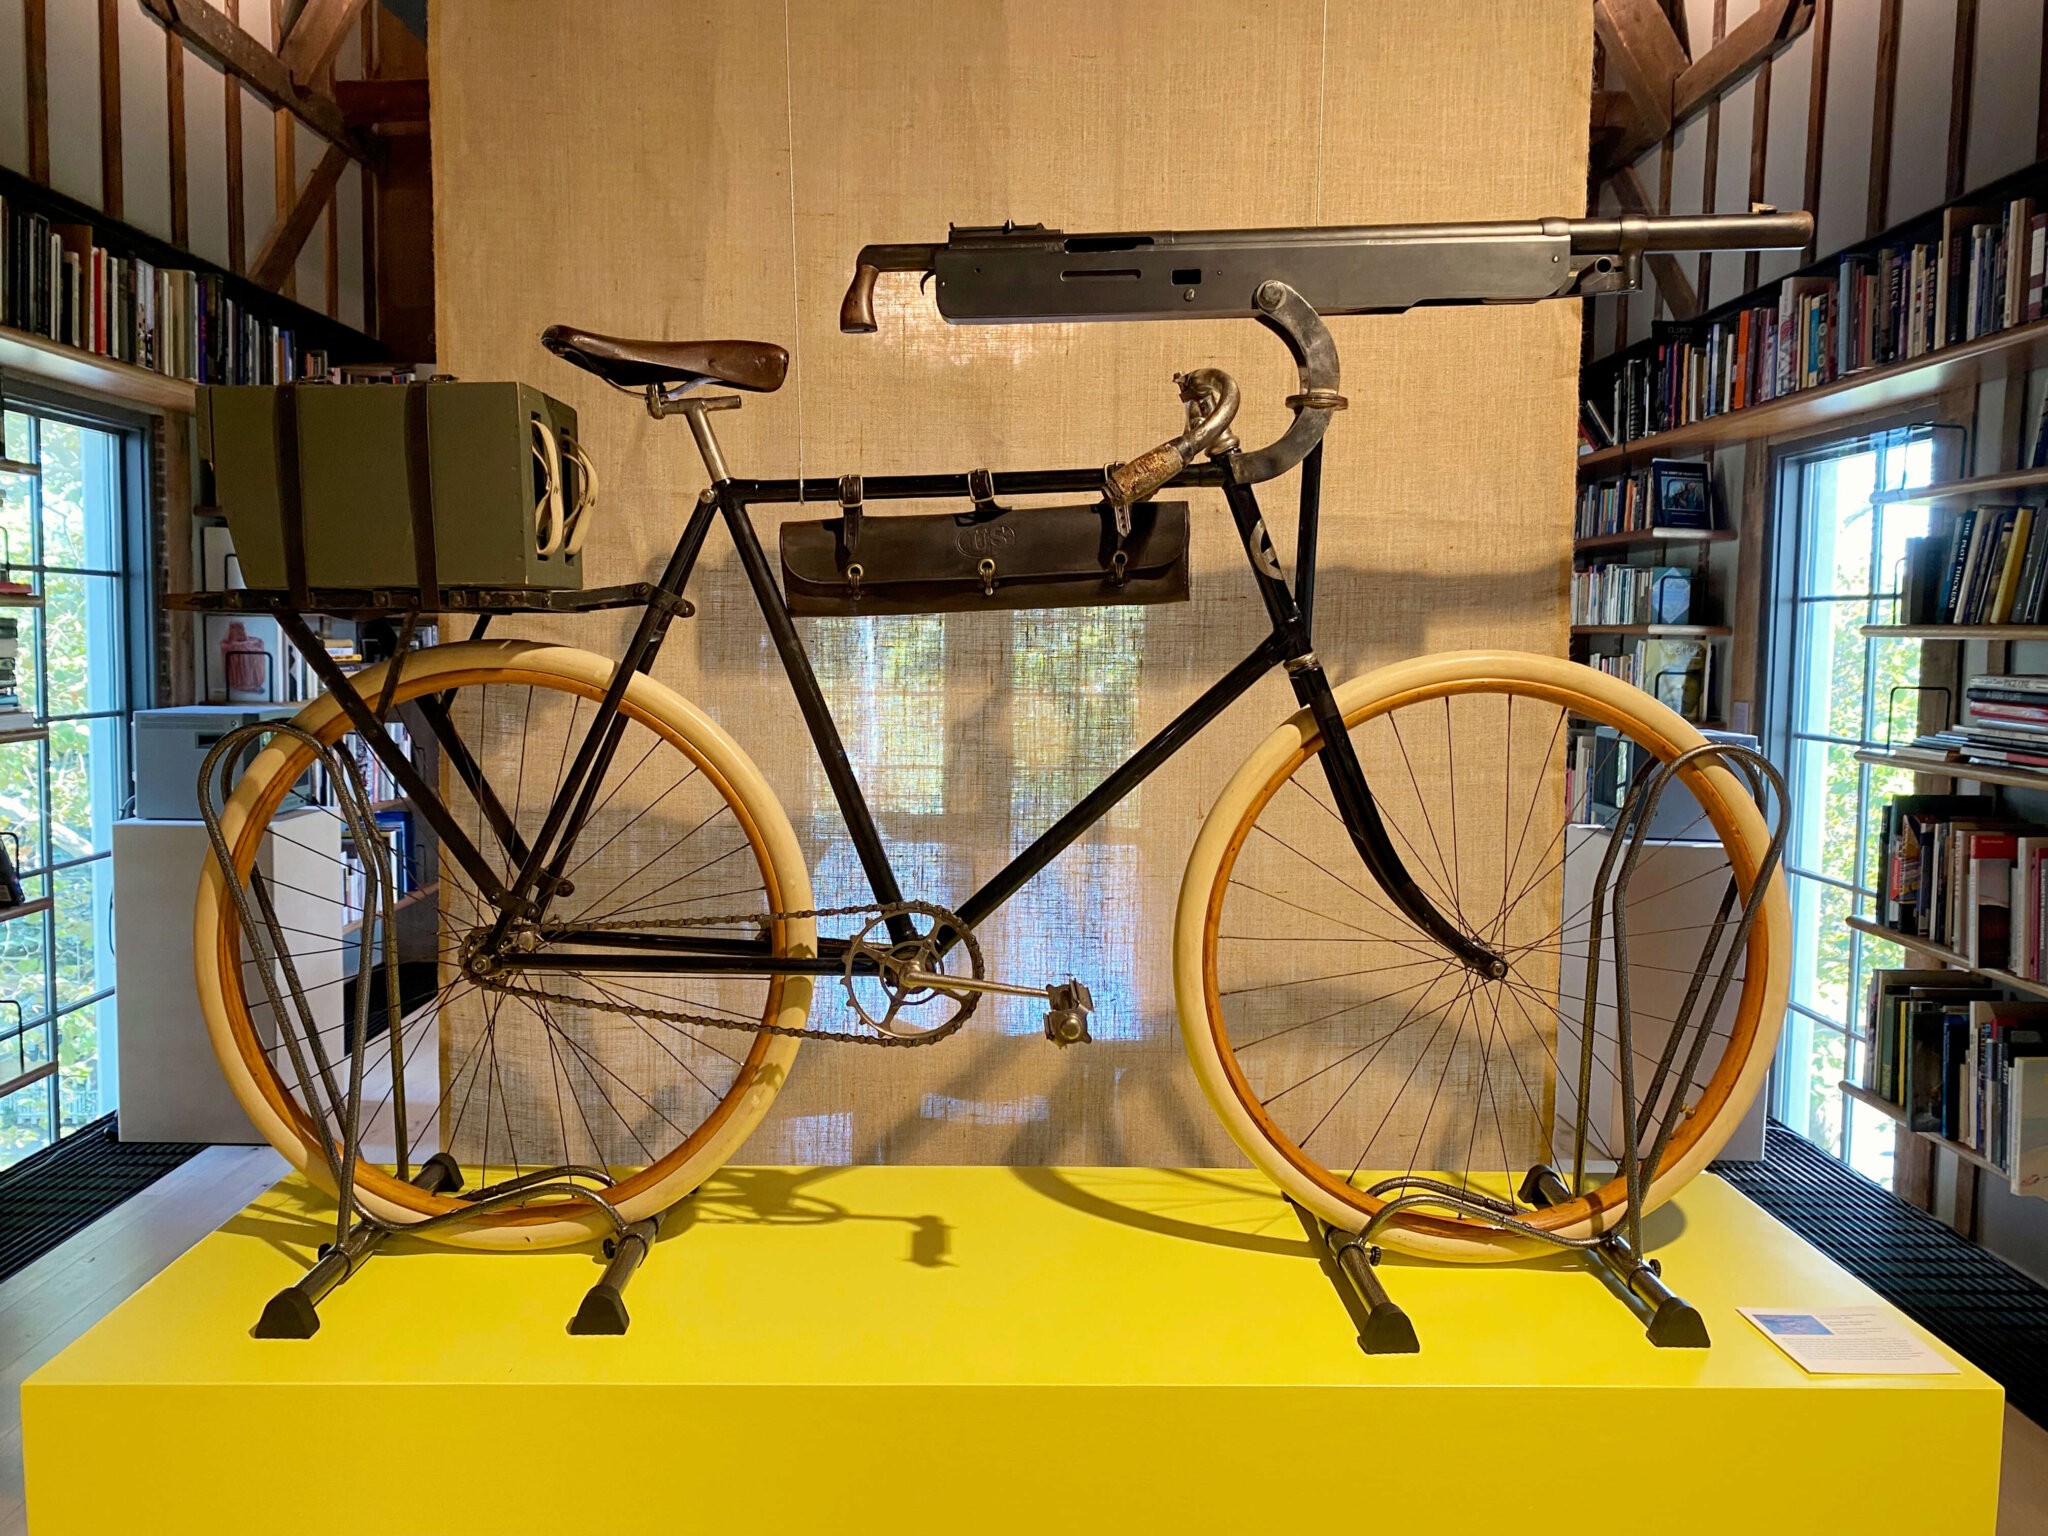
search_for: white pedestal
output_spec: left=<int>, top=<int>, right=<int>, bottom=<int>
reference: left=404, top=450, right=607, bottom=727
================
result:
left=113, top=813, right=340, bottom=1143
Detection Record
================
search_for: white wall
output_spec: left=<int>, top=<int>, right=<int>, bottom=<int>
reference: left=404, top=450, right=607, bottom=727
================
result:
left=0, top=0, right=369, bottom=331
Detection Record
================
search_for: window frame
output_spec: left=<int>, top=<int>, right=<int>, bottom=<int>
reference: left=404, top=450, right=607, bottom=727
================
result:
left=0, top=382, right=154, bottom=1163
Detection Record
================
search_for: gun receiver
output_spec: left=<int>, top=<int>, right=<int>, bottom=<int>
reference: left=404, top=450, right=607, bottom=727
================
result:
left=838, top=211, right=1813, bottom=333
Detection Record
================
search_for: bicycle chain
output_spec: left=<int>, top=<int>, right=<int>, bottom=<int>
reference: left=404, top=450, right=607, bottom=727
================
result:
left=472, top=900, right=983, bottom=1048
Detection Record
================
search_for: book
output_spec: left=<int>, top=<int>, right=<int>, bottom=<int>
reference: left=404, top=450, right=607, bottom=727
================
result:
left=2011, top=1057, right=2048, bottom=1197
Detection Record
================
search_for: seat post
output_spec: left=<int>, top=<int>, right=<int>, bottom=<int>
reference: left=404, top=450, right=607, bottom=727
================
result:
left=649, top=389, right=742, bottom=484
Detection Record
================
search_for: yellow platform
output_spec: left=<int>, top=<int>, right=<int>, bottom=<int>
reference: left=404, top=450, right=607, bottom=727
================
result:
left=24, top=1167, right=2002, bottom=1535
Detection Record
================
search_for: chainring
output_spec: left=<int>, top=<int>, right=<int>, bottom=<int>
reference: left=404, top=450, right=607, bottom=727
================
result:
left=471, top=899, right=982, bottom=1048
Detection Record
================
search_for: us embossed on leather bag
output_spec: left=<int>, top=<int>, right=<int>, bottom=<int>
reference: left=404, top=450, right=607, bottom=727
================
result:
left=779, top=470, right=1190, bottom=617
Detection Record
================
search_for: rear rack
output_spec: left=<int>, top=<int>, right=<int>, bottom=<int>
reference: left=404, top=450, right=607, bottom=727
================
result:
left=166, top=583, right=680, bottom=622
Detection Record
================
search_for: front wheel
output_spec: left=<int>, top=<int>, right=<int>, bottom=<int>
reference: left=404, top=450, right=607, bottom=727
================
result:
left=1175, top=650, right=1788, bottom=1262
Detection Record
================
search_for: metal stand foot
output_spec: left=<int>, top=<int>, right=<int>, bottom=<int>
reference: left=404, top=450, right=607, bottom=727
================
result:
left=1519, top=1166, right=1708, bottom=1348
left=1287, top=1198, right=1420, bottom=1355
left=254, top=1153, right=463, bottom=1339
left=568, top=1213, right=662, bottom=1335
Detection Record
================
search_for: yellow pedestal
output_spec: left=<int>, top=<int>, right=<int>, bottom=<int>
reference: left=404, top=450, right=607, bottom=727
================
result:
left=24, top=1168, right=2002, bottom=1535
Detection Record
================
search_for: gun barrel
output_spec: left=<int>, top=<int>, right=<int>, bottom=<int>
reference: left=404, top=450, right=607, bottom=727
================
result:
left=1568, top=210, right=1813, bottom=253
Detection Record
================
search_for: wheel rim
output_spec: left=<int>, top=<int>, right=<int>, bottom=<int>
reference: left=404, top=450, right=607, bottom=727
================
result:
left=209, top=661, right=797, bottom=1229
left=1198, top=667, right=1779, bottom=1247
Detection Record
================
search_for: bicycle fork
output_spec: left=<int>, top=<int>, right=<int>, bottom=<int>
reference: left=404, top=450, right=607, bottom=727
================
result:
left=1217, top=474, right=1506, bottom=981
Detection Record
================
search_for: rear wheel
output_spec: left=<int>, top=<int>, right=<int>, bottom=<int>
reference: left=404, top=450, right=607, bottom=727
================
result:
left=194, top=639, right=814, bottom=1249
left=1176, top=650, right=1788, bottom=1261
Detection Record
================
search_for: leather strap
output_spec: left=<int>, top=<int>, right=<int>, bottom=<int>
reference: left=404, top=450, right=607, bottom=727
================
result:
left=272, top=386, right=308, bottom=606
left=836, top=473, right=864, bottom=571
left=403, top=382, right=441, bottom=609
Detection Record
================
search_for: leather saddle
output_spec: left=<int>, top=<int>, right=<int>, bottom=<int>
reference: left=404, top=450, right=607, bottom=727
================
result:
left=540, top=326, right=788, bottom=393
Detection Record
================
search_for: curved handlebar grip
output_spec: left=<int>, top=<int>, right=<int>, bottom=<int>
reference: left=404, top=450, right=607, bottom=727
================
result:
left=1105, top=441, right=1189, bottom=509
left=840, top=264, right=881, bottom=334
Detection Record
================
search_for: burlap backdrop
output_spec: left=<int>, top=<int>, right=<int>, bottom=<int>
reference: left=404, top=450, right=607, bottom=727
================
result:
left=429, top=0, right=1589, bottom=1166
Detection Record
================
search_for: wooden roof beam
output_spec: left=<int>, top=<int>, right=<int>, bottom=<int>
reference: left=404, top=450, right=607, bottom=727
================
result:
left=334, top=77, right=428, bottom=128
left=1612, top=163, right=1700, bottom=320
left=1597, top=0, right=1816, bottom=175
left=1595, top=0, right=1689, bottom=144
left=137, top=0, right=371, bottom=159
left=251, top=140, right=349, bottom=291
left=279, top=0, right=372, bottom=90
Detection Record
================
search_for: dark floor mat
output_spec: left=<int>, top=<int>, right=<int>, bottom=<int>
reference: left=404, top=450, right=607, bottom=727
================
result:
left=0, top=1115, right=204, bottom=1284
left=1715, top=1122, right=2048, bottom=1425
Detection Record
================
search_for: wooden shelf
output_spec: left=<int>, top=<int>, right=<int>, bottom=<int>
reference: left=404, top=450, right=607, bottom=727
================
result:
left=1871, top=466, right=2048, bottom=506
left=1839, top=1080, right=2009, bottom=1177
left=0, top=459, right=38, bottom=477
left=0, top=324, right=197, bottom=415
left=368, top=797, right=412, bottom=813
left=343, top=880, right=439, bottom=936
left=1570, top=623, right=1731, bottom=637
left=1863, top=623, right=2048, bottom=639
left=1853, top=746, right=2048, bottom=792
left=1578, top=313, right=2048, bottom=478
left=0, top=591, right=42, bottom=609
left=0, top=722, right=47, bottom=747
left=1572, top=527, right=1735, bottom=554
left=0, top=896, right=54, bottom=927
left=1844, top=913, right=2048, bottom=1001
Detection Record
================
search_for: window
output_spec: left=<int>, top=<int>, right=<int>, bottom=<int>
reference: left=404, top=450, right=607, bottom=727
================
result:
left=0, top=394, right=148, bottom=1167
left=1768, top=426, right=1934, bottom=1186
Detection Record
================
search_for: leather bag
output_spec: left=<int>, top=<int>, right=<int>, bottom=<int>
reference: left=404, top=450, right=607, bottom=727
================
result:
left=779, top=497, right=1190, bottom=617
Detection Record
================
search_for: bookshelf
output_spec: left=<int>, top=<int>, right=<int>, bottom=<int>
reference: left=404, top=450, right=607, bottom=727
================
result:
left=1840, top=1080, right=2009, bottom=1178
left=1580, top=154, right=2048, bottom=479
left=0, top=322, right=197, bottom=414
left=1846, top=913, right=2048, bottom=1003
left=1571, top=622, right=1730, bottom=637
left=1572, top=527, right=1735, bottom=554
left=1872, top=467, right=2048, bottom=506
left=1854, top=746, right=2048, bottom=793
left=1578, top=314, right=2048, bottom=476
left=0, top=163, right=384, bottom=413
left=1865, top=624, right=2048, bottom=639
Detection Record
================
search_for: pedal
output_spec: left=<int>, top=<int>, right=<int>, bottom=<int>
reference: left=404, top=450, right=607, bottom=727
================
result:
left=1043, top=979, right=1094, bottom=1046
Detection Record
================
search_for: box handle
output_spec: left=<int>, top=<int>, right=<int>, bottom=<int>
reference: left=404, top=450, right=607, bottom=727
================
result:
left=531, top=415, right=567, bottom=558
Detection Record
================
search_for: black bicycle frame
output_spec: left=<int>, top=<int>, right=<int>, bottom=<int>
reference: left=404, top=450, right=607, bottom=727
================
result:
left=404, top=446, right=1497, bottom=982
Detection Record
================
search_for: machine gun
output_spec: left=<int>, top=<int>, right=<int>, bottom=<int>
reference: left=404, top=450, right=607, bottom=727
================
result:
left=839, top=209, right=1812, bottom=492
left=838, top=210, right=1813, bottom=332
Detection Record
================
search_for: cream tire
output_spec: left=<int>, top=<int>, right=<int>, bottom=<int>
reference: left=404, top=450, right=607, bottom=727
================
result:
left=194, top=640, right=813, bottom=1250
left=1174, top=649, right=1789, bottom=1262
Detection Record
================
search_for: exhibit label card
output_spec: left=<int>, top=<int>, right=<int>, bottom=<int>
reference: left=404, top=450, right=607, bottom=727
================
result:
left=1738, top=1307, right=1959, bottom=1375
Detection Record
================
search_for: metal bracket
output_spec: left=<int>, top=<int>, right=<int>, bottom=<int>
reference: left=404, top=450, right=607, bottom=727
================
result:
left=254, top=1154, right=464, bottom=1338
left=1230, top=281, right=1342, bottom=487
left=1288, top=1198, right=1419, bottom=1355
left=1521, top=1166, right=1709, bottom=1348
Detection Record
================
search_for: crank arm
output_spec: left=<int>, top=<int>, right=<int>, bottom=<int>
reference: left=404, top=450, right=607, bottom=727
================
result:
left=898, top=969, right=1052, bottom=1001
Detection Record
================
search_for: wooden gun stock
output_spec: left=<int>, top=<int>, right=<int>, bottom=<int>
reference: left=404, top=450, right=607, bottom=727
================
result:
left=840, top=243, right=941, bottom=333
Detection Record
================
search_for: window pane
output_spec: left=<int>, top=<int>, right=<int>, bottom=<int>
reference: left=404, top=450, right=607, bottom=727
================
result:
left=0, top=1070, right=54, bottom=1168
left=54, top=859, right=114, bottom=1012
left=34, top=421, right=119, bottom=573
left=0, top=445, right=31, bottom=579
left=1778, top=1014, right=1847, bottom=1157
left=1846, top=1095, right=1898, bottom=1189
left=1789, top=739, right=1865, bottom=888
left=1867, top=637, right=1929, bottom=747
left=1791, top=599, right=1869, bottom=740
left=42, top=574, right=124, bottom=719
left=0, top=905, right=49, bottom=1023
left=56, top=997, right=109, bottom=1135
left=0, top=740, right=44, bottom=877
left=1799, top=454, right=1878, bottom=597
left=48, top=719, right=121, bottom=863
left=1791, top=874, right=1855, bottom=1027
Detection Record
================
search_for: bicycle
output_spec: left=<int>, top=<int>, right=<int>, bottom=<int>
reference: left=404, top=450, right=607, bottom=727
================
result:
left=189, top=209, right=1799, bottom=1322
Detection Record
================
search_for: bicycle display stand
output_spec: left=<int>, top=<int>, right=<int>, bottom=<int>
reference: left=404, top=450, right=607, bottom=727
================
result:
left=1285, top=739, right=1787, bottom=1357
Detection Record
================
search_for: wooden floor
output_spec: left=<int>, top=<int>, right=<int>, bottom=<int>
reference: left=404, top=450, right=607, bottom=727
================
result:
left=0, top=1145, right=285, bottom=1535
left=1, top=1150, right=2045, bottom=1534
